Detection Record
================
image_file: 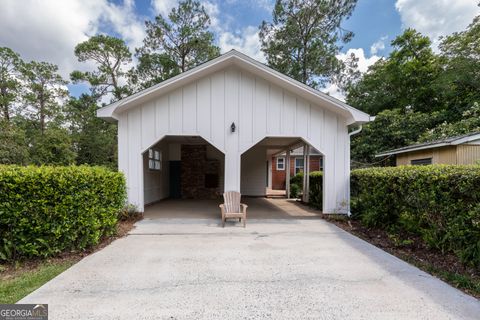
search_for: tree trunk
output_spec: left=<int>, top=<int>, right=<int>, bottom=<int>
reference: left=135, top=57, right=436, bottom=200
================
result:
left=0, top=86, right=10, bottom=122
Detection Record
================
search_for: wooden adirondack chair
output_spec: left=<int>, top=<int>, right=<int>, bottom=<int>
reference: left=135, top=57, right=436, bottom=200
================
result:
left=219, top=191, right=248, bottom=227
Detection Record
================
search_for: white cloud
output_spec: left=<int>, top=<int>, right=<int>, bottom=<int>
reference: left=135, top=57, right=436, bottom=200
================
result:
left=323, top=48, right=381, bottom=101
left=395, top=0, right=480, bottom=47
left=370, top=36, right=388, bottom=55
left=322, top=82, right=346, bottom=102
left=337, top=48, right=380, bottom=73
left=201, top=1, right=221, bottom=30
left=0, top=0, right=144, bottom=79
left=151, top=0, right=178, bottom=16
left=218, top=26, right=265, bottom=62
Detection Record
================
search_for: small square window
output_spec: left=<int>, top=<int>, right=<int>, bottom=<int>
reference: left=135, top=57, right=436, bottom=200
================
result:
left=148, top=149, right=162, bottom=170
left=276, top=157, right=285, bottom=170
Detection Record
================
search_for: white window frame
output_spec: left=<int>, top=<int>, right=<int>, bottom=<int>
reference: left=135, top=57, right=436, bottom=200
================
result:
left=294, top=158, right=304, bottom=174
left=148, top=149, right=162, bottom=171
left=276, top=157, right=285, bottom=170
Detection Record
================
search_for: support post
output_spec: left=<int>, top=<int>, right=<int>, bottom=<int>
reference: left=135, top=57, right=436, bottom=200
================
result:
left=304, top=145, right=310, bottom=203
left=302, top=145, right=311, bottom=203
left=285, top=150, right=291, bottom=199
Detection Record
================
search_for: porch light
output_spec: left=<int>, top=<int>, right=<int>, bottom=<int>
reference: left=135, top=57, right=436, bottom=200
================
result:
left=231, top=122, right=236, bottom=133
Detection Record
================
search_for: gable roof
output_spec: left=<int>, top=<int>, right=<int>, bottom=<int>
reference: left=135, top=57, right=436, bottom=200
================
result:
left=375, top=131, right=480, bottom=157
left=97, top=50, right=370, bottom=125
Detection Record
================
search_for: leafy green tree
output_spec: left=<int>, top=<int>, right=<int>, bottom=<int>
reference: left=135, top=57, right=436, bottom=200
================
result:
left=259, top=0, right=357, bottom=89
left=29, top=126, right=76, bottom=165
left=346, top=29, right=441, bottom=115
left=71, top=35, right=132, bottom=101
left=129, top=52, right=178, bottom=90
left=435, top=15, right=480, bottom=119
left=66, top=94, right=117, bottom=168
left=419, top=102, right=480, bottom=142
left=351, top=108, right=441, bottom=165
left=0, top=47, right=23, bottom=122
left=0, top=120, right=29, bottom=164
left=133, top=0, right=219, bottom=89
left=20, top=61, right=68, bottom=134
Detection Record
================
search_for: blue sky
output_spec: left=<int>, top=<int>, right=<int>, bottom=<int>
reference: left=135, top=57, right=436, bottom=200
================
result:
left=0, top=0, right=478, bottom=99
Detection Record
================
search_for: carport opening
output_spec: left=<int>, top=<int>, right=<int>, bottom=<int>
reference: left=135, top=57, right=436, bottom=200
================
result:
left=142, top=135, right=225, bottom=208
left=241, top=137, right=323, bottom=209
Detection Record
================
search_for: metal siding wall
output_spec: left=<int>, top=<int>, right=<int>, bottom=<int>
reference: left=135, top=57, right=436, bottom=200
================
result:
left=457, top=145, right=480, bottom=164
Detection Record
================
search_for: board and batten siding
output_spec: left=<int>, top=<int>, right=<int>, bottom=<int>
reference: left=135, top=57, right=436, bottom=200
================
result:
left=241, top=145, right=267, bottom=196
left=117, top=66, right=350, bottom=213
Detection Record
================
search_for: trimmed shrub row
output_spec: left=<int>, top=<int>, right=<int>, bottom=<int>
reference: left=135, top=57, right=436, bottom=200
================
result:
left=351, top=165, right=480, bottom=267
left=0, top=165, right=126, bottom=262
left=289, top=171, right=323, bottom=209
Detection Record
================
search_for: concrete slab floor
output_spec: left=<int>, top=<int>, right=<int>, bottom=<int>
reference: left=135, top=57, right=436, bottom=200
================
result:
left=20, top=202, right=480, bottom=319
left=144, top=197, right=322, bottom=220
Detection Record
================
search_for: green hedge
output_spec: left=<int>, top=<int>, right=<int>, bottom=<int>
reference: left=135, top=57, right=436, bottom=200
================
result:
left=289, top=171, right=323, bottom=209
left=0, top=165, right=126, bottom=262
left=308, top=171, right=323, bottom=209
left=351, top=165, right=480, bottom=267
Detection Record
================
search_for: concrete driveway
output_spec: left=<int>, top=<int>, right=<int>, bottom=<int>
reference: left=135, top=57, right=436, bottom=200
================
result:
left=21, top=199, right=479, bottom=319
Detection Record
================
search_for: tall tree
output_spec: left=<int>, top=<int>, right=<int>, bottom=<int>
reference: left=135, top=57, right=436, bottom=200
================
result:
left=71, top=35, right=132, bottom=101
left=0, top=47, right=23, bottom=122
left=351, top=108, right=442, bottom=165
left=346, top=29, right=441, bottom=115
left=66, top=94, right=117, bottom=168
left=259, top=0, right=357, bottom=89
left=435, top=15, right=480, bottom=119
left=133, top=0, right=219, bottom=89
left=20, top=61, right=68, bottom=134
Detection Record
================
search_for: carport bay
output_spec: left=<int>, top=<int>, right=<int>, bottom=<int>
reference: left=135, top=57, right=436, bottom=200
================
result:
left=97, top=50, right=371, bottom=213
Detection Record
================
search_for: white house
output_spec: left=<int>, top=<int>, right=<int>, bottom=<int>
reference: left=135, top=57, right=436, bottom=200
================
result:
left=97, top=50, right=370, bottom=214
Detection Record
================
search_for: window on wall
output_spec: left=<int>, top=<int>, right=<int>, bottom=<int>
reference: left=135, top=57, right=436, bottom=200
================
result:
left=276, top=157, right=285, bottom=170
left=411, top=158, right=432, bottom=166
left=295, top=158, right=304, bottom=174
left=319, top=157, right=324, bottom=170
left=148, top=149, right=162, bottom=170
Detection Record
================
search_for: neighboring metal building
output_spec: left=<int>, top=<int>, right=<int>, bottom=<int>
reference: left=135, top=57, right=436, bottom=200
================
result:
left=376, top=132, right=480, bottom=166
left=97, top=50, right=370, bottom=214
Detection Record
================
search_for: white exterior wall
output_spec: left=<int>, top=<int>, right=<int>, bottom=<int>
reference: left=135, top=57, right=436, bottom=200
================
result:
left=241, top=145, right=267, bottom=196
left=143, top=141, right=169, bottom=204
left=117, top=66, right=350, bottom=213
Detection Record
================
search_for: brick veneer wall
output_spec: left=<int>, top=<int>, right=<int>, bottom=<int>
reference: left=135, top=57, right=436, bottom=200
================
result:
left=181, top=145, right=220, bottom=199
left=271, top=155, right=322, bottom=190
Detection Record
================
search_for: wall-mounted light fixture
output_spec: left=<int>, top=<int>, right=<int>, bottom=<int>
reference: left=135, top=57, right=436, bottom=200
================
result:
left=231, top=122, right=236, bottom=133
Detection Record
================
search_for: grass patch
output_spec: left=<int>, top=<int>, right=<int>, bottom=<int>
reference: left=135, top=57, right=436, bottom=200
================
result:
left=0, top=259, right=77, bottom=304
left=424, top=263, right=480, bottom=296
left=0, top=218, right=141, bottom=304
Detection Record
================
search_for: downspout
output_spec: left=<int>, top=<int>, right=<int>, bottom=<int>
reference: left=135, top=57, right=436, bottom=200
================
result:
left=348, top=124, right=363, bottom=138
left=347, top=124, right=364, bottom=216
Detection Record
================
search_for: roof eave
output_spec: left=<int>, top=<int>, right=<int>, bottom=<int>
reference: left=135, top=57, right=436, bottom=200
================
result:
left=96, top=50, right=371, bottom=124
left=375, top=142, right=450, bottom=157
